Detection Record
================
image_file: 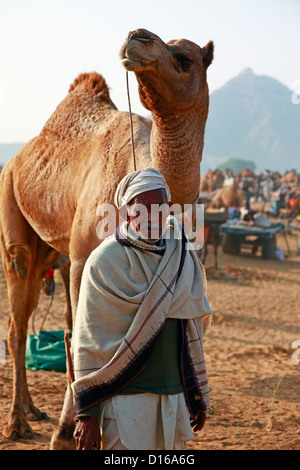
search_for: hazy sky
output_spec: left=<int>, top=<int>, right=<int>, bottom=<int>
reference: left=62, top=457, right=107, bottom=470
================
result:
left=0, top=0, right=299, bottom=143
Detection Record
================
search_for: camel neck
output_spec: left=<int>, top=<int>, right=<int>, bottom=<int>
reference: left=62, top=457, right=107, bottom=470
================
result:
left=150, top=107, right=207, bottom=206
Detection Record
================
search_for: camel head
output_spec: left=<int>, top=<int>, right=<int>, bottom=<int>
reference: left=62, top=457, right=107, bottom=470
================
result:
left=120, top=28, right=214, bottom=114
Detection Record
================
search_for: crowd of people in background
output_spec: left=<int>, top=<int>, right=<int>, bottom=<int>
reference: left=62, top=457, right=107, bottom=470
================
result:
left=203, top=167, right=300, bottom=221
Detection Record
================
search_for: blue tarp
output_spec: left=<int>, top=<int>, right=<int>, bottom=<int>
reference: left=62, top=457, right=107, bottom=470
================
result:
left=220, top=221, right=283, bottom=240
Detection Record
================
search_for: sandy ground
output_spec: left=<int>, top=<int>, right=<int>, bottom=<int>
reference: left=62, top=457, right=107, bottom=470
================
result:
left=0, top=227, right=299, bottom=451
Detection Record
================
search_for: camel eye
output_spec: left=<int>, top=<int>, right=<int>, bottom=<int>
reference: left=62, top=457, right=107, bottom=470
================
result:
left=176, top=54, right=192, bottom=72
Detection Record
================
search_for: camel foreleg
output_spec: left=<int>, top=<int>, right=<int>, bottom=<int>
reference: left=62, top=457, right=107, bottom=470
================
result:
left=50, top=257, right=87, bottom=450
left=57, top=260, right=72, bottom=331
left=2, top=245, right=50, bottom=439
left=1, top=237, right=61, bottom=440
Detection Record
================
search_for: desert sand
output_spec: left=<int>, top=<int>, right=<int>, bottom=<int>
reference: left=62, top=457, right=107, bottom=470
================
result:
left=0, top=228, right=299, bottom=450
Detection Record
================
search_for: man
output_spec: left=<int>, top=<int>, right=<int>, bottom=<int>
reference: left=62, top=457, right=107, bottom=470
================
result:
left=71, top=167, right=212, bottom=450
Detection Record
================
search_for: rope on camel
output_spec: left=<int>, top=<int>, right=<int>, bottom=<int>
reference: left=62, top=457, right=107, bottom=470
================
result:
left=126, top=71, right=137, bottom=172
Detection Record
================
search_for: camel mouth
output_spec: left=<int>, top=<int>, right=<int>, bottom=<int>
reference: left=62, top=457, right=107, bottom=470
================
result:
left=121, top=57, right=154, bottom=71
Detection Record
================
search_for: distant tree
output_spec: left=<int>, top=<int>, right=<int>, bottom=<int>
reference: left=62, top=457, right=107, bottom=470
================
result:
left=217, top=158, right=256, bottom=174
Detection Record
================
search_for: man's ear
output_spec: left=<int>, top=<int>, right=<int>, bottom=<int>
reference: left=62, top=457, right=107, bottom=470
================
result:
left=202, top=40, right=214, bottom=68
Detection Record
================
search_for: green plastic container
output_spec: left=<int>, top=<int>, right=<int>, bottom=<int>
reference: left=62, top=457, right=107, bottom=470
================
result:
left=25, top=330, right=71, bottom=372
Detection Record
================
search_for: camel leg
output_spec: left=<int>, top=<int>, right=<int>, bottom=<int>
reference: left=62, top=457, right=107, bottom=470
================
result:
left=2, top=265, right=40, bottom=440
left=58, top=261, right=72, bottom=331
left=50, top=216, right=100, bottom=450
left=214, top=225, right=220, bottom=268
left=1, top=237, right=60, bottom=440
left=201, top=245, right=208, bottom=265
left=51, top=254, right=72, bottom=330
left=214, top=245, right=218, bottom=268
left=50, top=257, right=86, bottom=450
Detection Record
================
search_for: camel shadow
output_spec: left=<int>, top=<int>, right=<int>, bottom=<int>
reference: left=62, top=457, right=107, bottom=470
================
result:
left=221, top=253, right=300, bottom=275
left=238, top=374, right=300, bottom=404
left=212, top=311, right=300, bottom=335
left=204, top=258, right=300, bottom=285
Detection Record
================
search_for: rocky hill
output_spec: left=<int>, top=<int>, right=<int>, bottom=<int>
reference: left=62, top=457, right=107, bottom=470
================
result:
left=202, top=68, right=300, bottom=174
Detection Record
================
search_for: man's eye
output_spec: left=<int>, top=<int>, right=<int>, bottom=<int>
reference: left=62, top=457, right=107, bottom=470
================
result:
left=128, top=204, right=147, bottom=217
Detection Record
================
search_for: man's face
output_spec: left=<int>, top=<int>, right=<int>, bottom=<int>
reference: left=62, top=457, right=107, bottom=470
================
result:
left=127, top=189, right=169, bottom=243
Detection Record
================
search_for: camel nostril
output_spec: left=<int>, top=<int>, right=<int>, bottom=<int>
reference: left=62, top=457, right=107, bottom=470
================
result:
left=135, top=37, right=152, bottom=43
left=128, top=29, right=158, bottom=43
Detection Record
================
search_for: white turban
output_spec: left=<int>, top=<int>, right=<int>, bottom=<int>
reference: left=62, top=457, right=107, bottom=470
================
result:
left=114, top=167, right=171, bottom=208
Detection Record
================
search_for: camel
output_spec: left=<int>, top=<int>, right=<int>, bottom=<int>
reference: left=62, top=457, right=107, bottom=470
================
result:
left=201, top=183, right=246, bottom=266
left=200, top=169, right=214, bottom=192
left=0, top=28, right=213, bottom=449
left=200, top=168, right=224, bottom=192
left=236, top=168, right=256, bottom=195
left=212, top=169, right=225, bottom=189
left=208, top=183, right=245, bottom=210
left=281, top=169, right=300, bottom=187
left=237, top=169, right=255, bottom=179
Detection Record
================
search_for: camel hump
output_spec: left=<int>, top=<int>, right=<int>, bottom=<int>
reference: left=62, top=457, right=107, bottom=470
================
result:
left=68, top=72, right=110, bottom=102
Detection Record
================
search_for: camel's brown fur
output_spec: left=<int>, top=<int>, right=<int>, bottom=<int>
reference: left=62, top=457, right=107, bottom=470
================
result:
left=281, top=169, right=300, bottom=187
left=237, top=169, right=256, bottom=179
left=200, top=169, right=225, bottom=192
left=68, top=72, right=111, bottom=99
left=208, top=184, right=245, bottom=209
left=0, top=28, right=213, bottom=449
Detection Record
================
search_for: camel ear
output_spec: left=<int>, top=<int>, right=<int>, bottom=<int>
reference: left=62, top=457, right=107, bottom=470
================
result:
left=202, top=40, right=214, bottom=68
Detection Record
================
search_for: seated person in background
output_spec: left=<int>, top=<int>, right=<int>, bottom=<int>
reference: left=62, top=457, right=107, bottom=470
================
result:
left=240, top=199, right=255, bottom=224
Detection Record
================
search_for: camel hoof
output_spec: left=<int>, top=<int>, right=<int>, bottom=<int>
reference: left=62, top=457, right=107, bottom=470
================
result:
left=11, top=431, right=19, bottom=441
left=25, top=402, right=49, bottom=422
left=50, top=425, right=76, bottom=450
left=24, top=429, right=33, bottom=439
left=2, top=421, right=33, bottom=441
left=29, top=411, right=49, bottom=422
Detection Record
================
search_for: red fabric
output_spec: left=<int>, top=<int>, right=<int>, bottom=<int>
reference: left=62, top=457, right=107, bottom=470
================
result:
left=289, top=197, right=298, bottom=209
left=45, top=268, right=54, bottom=278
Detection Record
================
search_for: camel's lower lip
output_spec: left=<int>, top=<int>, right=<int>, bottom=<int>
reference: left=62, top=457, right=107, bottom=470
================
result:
left=121, top=57, right=153, bottom=70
